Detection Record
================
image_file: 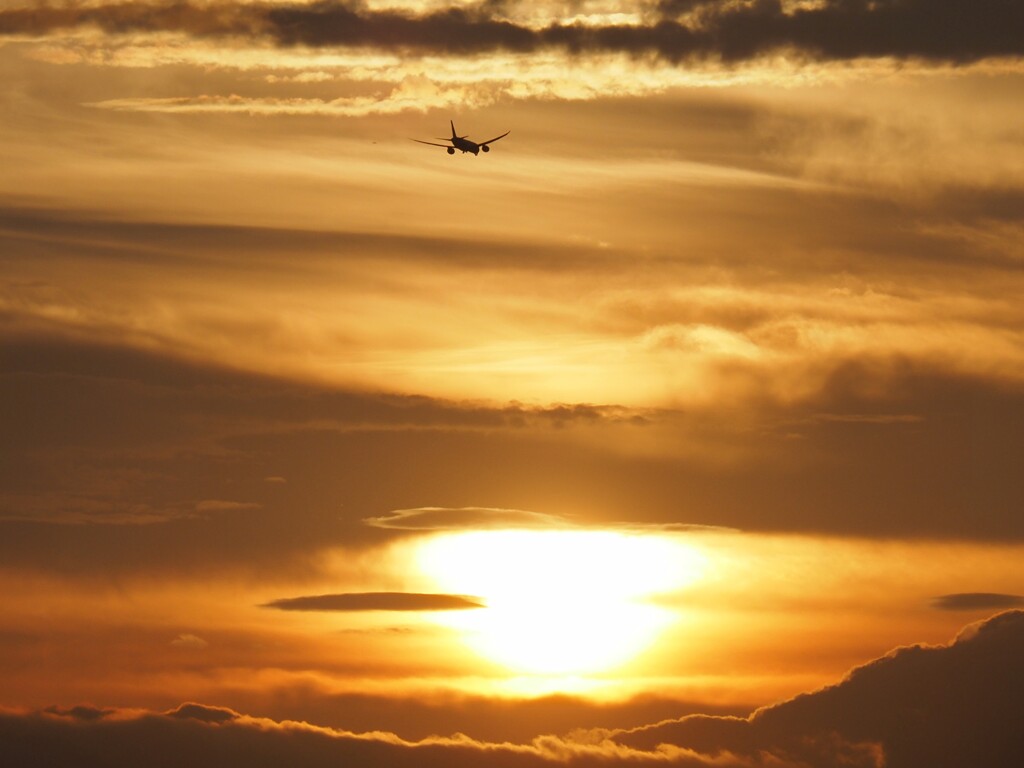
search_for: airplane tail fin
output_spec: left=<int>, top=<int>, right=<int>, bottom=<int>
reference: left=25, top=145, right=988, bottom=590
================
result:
left=451, top=120, right=457, bottom=140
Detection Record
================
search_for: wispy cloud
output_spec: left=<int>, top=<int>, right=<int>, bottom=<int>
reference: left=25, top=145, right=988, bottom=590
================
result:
left=195, top=500, right=261, bottom=514
left=88, top=78, right=481, bottom=116
left=364, top=507, right=573, bottom=531
left=170, top=633, right=210, bottom=649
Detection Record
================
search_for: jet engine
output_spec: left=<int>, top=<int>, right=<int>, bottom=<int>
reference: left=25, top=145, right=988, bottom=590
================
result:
left=481, top=145, right=490, bottom=152
left=447, top=147, right=455, bottom=154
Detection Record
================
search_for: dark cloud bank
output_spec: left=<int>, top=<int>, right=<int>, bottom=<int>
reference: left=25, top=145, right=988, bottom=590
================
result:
left=1, top=0, right=1021, bottom=63
left=3, top=327, right=1024, bottom=577
left=3, top=611, right=1023, bottom=767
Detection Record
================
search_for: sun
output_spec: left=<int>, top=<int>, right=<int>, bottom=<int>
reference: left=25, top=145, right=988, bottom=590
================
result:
left=414, top=529, right=704, bottom=676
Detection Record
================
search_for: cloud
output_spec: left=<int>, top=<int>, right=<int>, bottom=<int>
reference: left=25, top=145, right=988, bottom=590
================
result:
left=170, top=633, right=210, bottom=649
left=3, top=330, right=1024, bottom=585
left=195, top=500, right=262, bottom=514
left=615, top=610, right=1024, bottom=767
left=3, top=611, right=1022, bottom=767
left=0, top=503, right=191, bottom=527
left=42, top=705, right=114, bottom=721
left=87, top=78, right=478, bottom=117
left=167, top=703, right=239, bottom=723
left=263, top=592, right=484, bottom=611
left=1, top=1, right=1021, bottom=64
left=364, top=507, right=734, bottom=536
left=0, top=203, right=629, bottom=279
left=207, top=690, right=751, bottom=745
left=364, top=507, right=573, bottom=532
left=931, top=592, right=1024, bottom=611
left=0, top=702, right=859, bottom=768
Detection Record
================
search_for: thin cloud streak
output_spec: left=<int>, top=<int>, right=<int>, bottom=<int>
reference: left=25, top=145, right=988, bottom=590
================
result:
left=364, top=507, right=575, bottom=531
left=931, top=593, right=1024, bottom=611
left=263, top=592, right=485, bottom=611
left=88, top=86, right=475, bottom=117
left=2, top=0, right=1022, bottom=64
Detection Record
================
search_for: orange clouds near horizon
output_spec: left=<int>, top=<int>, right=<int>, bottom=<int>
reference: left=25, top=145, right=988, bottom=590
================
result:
left=3, top=610, right=1024, bottom=766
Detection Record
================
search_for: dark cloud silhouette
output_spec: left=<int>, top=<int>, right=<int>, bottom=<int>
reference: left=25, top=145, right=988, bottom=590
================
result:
left=0, top=707, right=726, bottom=768
left=167, top=703, right=239, bottom=723
left=2, top=612, right=1022, bottom=767
left=931, top=592, right=1024, bottom=611
left=263, top=592, right=484, bottom=611
left=42, top=705, right=114, bottom=722
left=616, top=610, right=1024, bottom=767
left=0, top=0, right=1021, bottom=64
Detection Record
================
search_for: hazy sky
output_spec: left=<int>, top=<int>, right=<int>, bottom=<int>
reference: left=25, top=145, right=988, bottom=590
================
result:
left=2, top=1, right=1023, bottom=766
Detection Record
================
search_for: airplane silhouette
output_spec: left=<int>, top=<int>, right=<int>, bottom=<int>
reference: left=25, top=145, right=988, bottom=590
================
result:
left=413, top=120, right=510, bottom=156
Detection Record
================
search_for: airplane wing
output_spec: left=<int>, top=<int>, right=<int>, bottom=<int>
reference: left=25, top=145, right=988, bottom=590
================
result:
left=412, top=139, right=453, bottom=148
left=479, top=130, right=510, bottom=146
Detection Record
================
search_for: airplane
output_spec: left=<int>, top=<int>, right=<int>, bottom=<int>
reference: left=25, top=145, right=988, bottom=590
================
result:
left=413, top=120, right=510, bottom=156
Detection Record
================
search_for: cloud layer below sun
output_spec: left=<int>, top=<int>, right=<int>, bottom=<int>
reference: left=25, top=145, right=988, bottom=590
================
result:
left=3, top=611, right=1023, bottom=768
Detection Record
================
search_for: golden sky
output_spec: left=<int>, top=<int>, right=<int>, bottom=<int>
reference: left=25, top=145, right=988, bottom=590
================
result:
left=2, top=1, right=1024, bottom=766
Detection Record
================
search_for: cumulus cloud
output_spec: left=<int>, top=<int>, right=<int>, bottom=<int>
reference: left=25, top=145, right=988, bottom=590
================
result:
left=0, top=0, right=1020, bottom=64
left=262, top=592, right=485, bottom=611
left=2, top=611, right=1021, bottom=767
left=615, top=610, right=1024, bottom=767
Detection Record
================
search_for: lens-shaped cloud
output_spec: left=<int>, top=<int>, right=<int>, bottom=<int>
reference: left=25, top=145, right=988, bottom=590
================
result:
left=263, top=592, right=485, bottom=611
left=931, top=593, right=1024, bottom=611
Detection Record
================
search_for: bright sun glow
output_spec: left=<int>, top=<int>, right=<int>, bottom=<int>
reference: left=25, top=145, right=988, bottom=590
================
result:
left=415, top=530, right=705, bottom=676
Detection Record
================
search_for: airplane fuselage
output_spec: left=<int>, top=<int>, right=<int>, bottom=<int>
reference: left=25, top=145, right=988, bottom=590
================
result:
left=450, top=137, right=488, bottom=155
left=414, top=120, right=507, bottom=156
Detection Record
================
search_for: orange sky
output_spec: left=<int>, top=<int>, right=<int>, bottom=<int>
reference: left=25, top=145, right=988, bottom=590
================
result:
left=2, top=1, right=1024, bottom=765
